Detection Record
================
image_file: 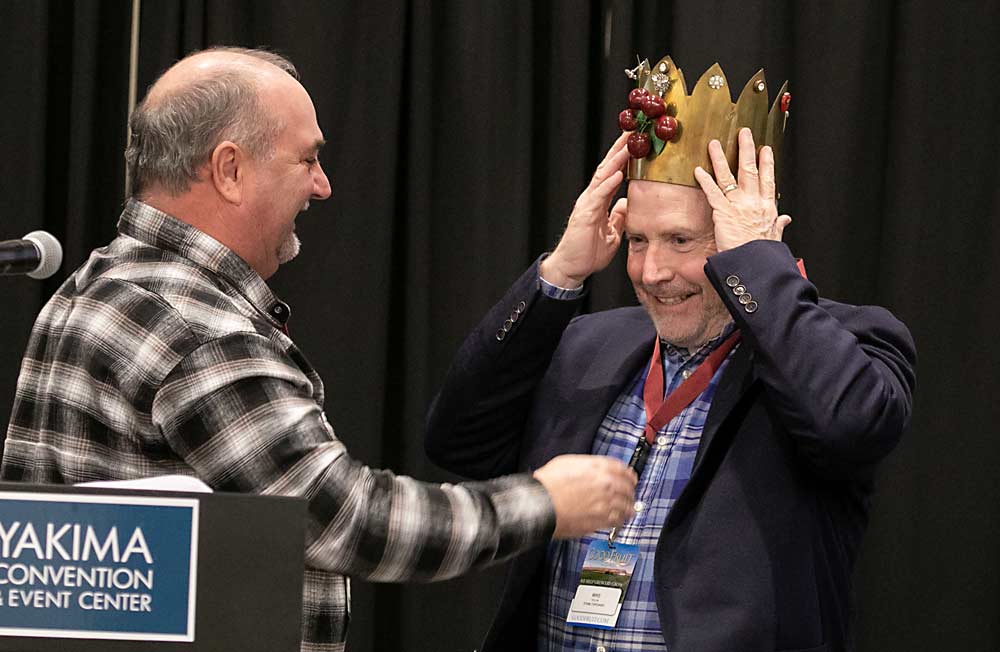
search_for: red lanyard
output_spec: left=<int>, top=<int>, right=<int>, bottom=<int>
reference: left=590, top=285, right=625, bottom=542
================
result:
left=641, top=330, right=742, bottom=446
left=610, top=329, right=741, bottom=546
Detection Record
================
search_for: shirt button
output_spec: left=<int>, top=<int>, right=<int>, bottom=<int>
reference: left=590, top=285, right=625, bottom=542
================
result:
left=656, top=435, right=668, bottom=446
left=633, top=500, right=645, bottom=513
left=596, top=647, right=607, bottom=652
left=681, top=369, right=692, bottom=379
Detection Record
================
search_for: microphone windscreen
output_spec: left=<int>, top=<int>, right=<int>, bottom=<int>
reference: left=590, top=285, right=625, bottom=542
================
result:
left=23, top=230, right=63, bottom=279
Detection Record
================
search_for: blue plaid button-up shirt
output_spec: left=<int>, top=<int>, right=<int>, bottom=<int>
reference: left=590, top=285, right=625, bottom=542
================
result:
left=537, top=275, right=736, bottom=652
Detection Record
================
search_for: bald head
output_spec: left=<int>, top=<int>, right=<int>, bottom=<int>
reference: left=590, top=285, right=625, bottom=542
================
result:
left=125, top=47, right=299, bottom=197
left=146, top=48, right=297, bottom=102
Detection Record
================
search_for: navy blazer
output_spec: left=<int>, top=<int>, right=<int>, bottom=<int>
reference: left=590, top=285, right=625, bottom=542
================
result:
left=427, top=241, right=916, bottom=652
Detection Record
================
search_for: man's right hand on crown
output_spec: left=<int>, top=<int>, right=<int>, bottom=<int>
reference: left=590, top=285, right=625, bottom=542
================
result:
left=533, top=454, right=638, bottom=539
left=540, top=132, right=630, bottom=289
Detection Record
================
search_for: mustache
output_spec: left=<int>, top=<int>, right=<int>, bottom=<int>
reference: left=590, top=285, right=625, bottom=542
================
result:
left=635, top=283, right=700, bottom=299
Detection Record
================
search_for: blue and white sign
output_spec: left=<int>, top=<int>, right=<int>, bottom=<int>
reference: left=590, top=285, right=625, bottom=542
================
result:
left=0, top=492, right=198, bottom=641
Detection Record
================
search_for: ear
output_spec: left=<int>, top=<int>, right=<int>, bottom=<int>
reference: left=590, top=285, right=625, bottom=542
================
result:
left=209, top=141, right=247, bottom=204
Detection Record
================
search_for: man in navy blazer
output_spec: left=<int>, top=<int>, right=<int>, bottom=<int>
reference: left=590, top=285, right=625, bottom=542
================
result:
left=426, top=110, right=916, bottom=650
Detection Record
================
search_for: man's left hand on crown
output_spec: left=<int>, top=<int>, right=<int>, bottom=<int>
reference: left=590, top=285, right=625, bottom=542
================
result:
left=694, top=127, right=793, bottom=252
left=540, top=132, right=631, bottom=288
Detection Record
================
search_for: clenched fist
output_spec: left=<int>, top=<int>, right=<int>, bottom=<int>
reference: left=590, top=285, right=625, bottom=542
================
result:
left=533, top=454, right=637, bottom=539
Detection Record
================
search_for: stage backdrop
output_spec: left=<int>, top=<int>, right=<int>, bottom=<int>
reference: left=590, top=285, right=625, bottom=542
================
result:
left=1, top=1, right=997, bottom=651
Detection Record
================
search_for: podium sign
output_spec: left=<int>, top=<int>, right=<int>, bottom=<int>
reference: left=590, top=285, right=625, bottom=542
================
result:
left=0, top=492, right=198, bottom=641
left=0, top=483, right=306, bottom=652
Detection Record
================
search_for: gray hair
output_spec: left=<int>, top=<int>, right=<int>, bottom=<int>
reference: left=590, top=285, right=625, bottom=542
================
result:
left=125, top=47, right=299, bottom=197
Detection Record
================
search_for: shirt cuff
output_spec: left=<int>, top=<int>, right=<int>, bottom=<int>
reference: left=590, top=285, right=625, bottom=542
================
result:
left=539, top=275, right=584, bottom=300
left=485, top=473, right=557, bottom=550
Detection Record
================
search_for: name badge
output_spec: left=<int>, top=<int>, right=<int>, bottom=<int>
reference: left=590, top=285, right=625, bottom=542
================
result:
left=565, top=540, right=639, bottom=630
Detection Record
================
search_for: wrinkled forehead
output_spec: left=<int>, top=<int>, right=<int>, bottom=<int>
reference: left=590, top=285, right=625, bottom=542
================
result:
left=625, top=180, right=712, bottom=233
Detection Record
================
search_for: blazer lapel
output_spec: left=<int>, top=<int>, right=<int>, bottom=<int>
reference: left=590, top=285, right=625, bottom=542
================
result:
left=692, top=342, right=755, bottom=472
left=661, top=343, right=755, bottom=530
left=561, top=311, right=656, bottom=455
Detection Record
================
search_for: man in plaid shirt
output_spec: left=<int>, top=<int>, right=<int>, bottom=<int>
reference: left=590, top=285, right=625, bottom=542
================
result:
left=0, top=47, right=638, bottom=651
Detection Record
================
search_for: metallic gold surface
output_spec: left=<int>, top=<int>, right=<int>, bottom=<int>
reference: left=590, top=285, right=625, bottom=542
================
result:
left=626, top=55, right=788, bottom=188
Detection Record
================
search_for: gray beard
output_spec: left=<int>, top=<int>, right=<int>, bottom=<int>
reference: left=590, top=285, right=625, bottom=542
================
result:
left=276, top=232, right=301, bottom=264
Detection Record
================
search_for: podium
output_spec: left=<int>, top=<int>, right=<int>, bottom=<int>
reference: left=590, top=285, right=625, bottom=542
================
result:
left=0, top=482, right=306, bottom=652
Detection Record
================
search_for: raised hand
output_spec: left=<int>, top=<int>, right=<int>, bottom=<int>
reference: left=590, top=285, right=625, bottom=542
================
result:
left=540, top=132, right=631, bottom=288
left=533, top=454, right=637, bottom=539
left=693, top=127, right=792, bottom=252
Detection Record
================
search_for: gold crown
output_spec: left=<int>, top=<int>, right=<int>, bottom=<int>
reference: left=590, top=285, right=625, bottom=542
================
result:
left=623, top=55, right=789, bottom=188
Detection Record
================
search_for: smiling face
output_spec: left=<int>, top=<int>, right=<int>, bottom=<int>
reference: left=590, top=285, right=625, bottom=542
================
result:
left=625, top=180, right=731, bottom=350
left=242, top=73, right=332, bottom=277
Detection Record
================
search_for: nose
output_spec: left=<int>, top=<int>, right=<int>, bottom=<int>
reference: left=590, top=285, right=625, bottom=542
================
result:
left=642, top=242, right=676, bottom=286
left=312, top=162, right=332, bottom=200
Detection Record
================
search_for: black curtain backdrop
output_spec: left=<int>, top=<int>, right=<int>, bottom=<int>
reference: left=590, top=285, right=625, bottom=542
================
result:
left=1, top=1, right=998, bottom=650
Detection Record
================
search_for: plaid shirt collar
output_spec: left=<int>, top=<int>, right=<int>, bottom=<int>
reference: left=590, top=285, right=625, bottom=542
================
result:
left=660, top=320, right=738, bottom=365
left=118, top=199, right=292, bottom=328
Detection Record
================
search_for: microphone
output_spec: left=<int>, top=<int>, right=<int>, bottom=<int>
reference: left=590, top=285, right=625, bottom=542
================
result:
left=0, top=231, right=63, bottom=279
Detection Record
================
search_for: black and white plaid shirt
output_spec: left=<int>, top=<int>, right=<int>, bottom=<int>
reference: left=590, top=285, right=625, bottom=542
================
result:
left=2, top=199, right=554, bottom=651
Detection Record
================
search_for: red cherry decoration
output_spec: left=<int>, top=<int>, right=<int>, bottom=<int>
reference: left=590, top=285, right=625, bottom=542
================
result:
left=627, top=132, right=651, bottom=158
left=654, top=115, right=678, bottom=142
left=780, top=92, right=791, bottom=113
left=628, top=88, right=650, bottom=110
left=641, top=95, right=666, bottom=119
left=618, top=109, right=639, bottom=132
